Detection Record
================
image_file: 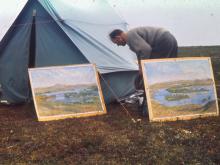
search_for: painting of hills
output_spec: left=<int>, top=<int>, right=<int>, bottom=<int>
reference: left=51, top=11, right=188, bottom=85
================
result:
left=28, top=64, right=106, bottom=121
left=142, top=57, right=219, bottom=122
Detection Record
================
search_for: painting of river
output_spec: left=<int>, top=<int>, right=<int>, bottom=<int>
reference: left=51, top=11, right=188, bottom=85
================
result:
left=141, top=57, right=219, bottom=121
left=28, top=64, right=106, bottom=121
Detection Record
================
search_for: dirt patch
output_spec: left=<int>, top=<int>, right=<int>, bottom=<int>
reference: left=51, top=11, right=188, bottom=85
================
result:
left=0, top=101, right=220, bottom=164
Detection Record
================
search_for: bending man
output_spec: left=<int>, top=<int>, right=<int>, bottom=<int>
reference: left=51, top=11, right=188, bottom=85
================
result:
left=109, top=26, right=178, bottom=115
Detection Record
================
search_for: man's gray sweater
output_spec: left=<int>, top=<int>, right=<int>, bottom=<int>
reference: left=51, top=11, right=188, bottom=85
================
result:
left=126, top=26, right=169, bottom=59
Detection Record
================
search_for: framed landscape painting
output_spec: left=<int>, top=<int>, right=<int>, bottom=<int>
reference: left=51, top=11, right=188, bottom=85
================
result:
left=28, top=64, right=106, bottom=121
left=141, top=57, right=219, bottom=122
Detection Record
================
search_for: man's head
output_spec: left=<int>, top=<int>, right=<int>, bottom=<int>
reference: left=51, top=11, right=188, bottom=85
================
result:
left=109, top=29, right=127, bottom=46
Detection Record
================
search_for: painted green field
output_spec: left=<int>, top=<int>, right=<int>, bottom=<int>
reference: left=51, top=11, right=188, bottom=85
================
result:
left=34, top=85, right=103, bottom=117
left=36, top=95, right=102, bottom=116
left=149, top=79, right=218, bottom=118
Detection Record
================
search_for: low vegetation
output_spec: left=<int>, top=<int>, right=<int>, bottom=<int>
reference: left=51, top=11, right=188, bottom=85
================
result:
left=0, top=102, right=220, bottom=164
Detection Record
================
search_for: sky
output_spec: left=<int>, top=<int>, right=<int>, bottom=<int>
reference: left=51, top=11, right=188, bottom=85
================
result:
left=0, top=0, right=220, bottom=46
left=144, top=59, right=212, bottom=85
left=29, top=65, right=96, bottom=88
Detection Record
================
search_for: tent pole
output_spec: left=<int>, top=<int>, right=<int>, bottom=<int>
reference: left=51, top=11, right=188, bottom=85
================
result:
left=29, top=9, right=36, bottom=68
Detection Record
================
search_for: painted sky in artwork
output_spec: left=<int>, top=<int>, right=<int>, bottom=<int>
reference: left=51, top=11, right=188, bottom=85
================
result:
left=144, top=59, right=213, bottom=85
left=29, top=65, right=97, bottom=88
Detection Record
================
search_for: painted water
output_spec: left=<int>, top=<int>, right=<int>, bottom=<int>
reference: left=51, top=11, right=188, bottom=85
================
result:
left=39, top=86, right=99, bottom=104
left=153, top=85, right=215, bottom=107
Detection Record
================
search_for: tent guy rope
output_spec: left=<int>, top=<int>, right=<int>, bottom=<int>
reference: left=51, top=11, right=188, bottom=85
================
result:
left=99, top=73, right=138, bottom=123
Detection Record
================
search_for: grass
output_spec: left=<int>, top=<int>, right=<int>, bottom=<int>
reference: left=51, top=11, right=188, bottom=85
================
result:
left=0, top=102, right=220, bottom=164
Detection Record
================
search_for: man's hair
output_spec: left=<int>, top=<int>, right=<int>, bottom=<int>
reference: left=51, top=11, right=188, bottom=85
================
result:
left=109, top=29, right=123, bottom=39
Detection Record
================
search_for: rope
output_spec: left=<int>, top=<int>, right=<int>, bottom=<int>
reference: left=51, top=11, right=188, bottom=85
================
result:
left=99, top=73, right=137, bottom=123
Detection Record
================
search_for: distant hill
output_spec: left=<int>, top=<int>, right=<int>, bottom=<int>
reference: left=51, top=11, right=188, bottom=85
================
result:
left=179, top=46, right=220, bottom=58
left=178, top=46, right=220, bottom=87
left=150, top=79, right=213, bottom=90
left=35, top=83, right=96, bottom=94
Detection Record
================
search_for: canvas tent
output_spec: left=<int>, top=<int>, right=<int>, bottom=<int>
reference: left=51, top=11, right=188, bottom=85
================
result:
left=0, top=0, right=138, bottom=104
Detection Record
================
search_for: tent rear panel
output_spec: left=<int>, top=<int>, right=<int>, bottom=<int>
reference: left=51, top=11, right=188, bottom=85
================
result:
left=101, top=71, right=138, bottom=104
